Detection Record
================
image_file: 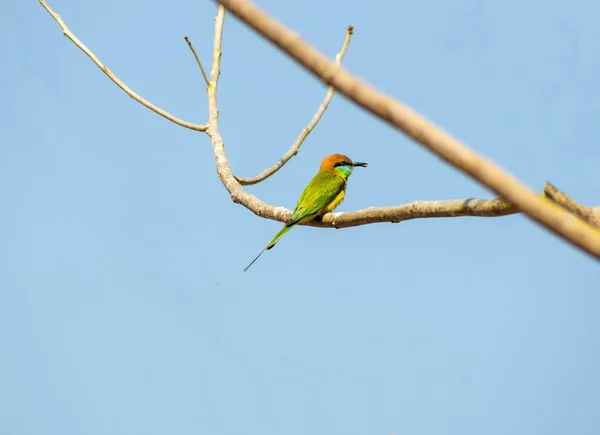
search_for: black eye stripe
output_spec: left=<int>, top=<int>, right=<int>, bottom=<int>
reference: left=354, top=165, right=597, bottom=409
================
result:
left=334, top=161, right=352, bottom=167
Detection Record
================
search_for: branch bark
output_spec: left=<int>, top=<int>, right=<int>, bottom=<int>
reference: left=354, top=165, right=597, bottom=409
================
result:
left=40, top=0, right=600, bottom=259
left=184, top=36, right=211, bottom=88
left=214, top=0, right=600, bottom=261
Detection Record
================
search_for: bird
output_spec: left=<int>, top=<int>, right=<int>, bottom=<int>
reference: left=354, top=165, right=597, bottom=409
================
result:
left=243, top=153, right=367, bottom=271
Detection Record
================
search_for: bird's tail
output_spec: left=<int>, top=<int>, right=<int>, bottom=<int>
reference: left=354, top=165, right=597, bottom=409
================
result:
left=243, top=249, right=265, bottom=272
left=243, top=223, right=296, bottom=272
left=266, top=223, right=295, bottom=250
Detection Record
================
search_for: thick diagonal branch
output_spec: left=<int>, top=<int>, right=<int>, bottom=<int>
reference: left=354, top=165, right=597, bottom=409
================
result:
left=215, top=0, right=600, bottom=260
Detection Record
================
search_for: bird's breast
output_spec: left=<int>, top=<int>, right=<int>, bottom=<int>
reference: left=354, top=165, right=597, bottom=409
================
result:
left=324, top=189, right=346, bottom=213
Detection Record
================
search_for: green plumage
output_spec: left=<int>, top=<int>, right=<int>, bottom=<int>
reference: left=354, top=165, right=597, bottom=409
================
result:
left=243, top=153, right=366, bottom=272
left=264, top=172, right=345, bottom=251
left=289, top=171, right=346, bottom=224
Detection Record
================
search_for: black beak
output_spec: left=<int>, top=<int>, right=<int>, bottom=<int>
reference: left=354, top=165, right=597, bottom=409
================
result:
left=353, top=162, right=368, bottom=167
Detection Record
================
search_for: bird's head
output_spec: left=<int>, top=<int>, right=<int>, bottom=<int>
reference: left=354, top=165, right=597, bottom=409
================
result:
left=319, top=153, right=368, bottom=178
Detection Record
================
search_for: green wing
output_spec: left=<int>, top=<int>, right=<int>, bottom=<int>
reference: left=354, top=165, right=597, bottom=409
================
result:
left=289, top=171, right=345, bottom=224
left=243, top=172, right=345, bottom=270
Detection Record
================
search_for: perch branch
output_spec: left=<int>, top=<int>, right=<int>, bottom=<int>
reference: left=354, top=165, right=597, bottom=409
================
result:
left=39, top=0, right=207, bottom=132
left=215, top=0, right=600, bottom=260
left=235, top=25, right=354, bottom=186
left=545, top=182, right=600, bottom=227
left=317, top=198, right=518, bottom=227
left=185, top=36, right=211, bottom=88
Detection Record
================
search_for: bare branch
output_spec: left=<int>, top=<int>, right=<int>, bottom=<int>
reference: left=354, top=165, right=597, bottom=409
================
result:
left=170, top=6, right=600, bottom=236
left=40, top=0, right=600, bottom=253
left=196, top=8, right=527, bottom=231
left=39, top=0, right=207, bottom=132
left=215, top=0, right=600, bottom=261
left=244, top=197, right=520, bottom=228
left=184, top=36, right=211, bottom=88
left=205, top=6, right=248, bottom=205
left=545, top=182, right=600, bottom=228
left=319, top=197, right=518, bottom=227
left=235, top=25, right=354, bottom=186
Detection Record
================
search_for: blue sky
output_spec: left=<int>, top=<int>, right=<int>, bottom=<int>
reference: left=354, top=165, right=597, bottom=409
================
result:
left=2, top=0, right=600, bottom=434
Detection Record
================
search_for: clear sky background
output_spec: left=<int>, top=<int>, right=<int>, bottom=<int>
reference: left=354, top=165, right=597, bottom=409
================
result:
left=2, top=1, right=600, bottom=434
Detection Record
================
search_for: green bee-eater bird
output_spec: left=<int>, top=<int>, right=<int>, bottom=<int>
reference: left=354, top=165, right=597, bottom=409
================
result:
left=243, top=153, right=367, bottom=271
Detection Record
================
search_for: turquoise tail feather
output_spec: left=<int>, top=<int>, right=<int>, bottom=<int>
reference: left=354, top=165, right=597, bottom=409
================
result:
left=242, top=249, right=265, bottom=272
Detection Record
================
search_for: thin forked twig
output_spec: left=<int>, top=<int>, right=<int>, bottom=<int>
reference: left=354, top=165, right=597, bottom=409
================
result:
left=185, top=36, right=211, bottom=88
left=216, top=0, right=600, bottom=261
left=39, top=0, right=207, bottom=132
left=235, top=26, right=354, bottom=186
